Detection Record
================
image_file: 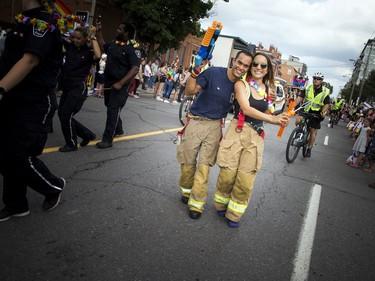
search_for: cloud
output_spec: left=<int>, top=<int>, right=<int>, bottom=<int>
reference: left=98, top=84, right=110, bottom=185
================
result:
left=201, top=0, right=375, bottom=96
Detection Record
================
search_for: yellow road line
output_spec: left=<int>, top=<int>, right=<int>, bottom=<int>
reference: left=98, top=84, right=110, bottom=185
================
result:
left=43, top=127, right=182, bottom=154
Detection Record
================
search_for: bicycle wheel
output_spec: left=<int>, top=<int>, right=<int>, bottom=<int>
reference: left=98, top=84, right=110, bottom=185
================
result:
left=286, top=128, right=302, bottom=163
left=334, top=115, right=339, bottom=125
left=302, top=131, right=311, bottom=157
left=179, top=96, right=193, bottom=126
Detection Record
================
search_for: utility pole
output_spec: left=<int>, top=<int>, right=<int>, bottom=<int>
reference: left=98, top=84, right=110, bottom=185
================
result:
left=348, top=59, right=358, bottom=106
left=356, top=43, right=373, bottom=105
left=89, top=0, right=97, bottom=25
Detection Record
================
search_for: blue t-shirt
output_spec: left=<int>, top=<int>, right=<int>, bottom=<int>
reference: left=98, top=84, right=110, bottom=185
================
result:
left=189, top=67, right=234, bottom=119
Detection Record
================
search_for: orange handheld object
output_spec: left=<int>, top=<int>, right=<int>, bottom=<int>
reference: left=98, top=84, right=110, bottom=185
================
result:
left=277, top=101, right=295, bottom=138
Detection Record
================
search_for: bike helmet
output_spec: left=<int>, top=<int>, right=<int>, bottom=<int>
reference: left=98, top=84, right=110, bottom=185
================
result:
left=312, top=72, right=324, bottom=79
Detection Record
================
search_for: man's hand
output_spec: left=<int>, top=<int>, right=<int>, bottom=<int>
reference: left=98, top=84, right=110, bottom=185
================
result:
left=95, top=19, right=102, bottom=32
left=112, top=82, right=122, bottom=90
left=88, top=25, right=97, bottom=39
left=268, top=87, right=277, bottom=102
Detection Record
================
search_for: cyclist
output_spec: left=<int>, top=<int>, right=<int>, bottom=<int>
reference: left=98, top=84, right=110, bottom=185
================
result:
left=294, top=72, right=330, bottom=157
left=331, top=97, right=345, bottom=123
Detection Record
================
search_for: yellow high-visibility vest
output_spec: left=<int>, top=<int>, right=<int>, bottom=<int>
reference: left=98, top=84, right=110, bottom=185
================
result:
left=305, top=85, right=330, bottom=112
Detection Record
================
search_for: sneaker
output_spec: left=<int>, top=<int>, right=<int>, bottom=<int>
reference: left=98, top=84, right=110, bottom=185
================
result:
left=156, top=96, right=163, bottom=101
left=42, top=178, right=65, bottom=211
left=305, top=148, right=311, bottom=157
left=96, top=141, right=113, bottom=149
left=58, top=145, right=78, bottom=152
left=133, top=95, right=140, bottom=99
left=172, top=100, right=179, bottom=104
left=115, top=130, right=124, bottom=137
left=216, top=210, right=227, bottom=217
left=80, top=134, right=96, bottom=147
left=0, top=207, right=30, bottom=222
left=164, top=100, right=170, bottom=104
left=227, top=219, right=240, bottom=228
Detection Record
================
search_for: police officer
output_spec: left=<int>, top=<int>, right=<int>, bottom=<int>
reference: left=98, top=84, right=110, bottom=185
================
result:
left=0, top=0, right=65, bottom=221
left=95, top=19, right=141, bottom=149
left=58, top=26, right=101, bottom=152
left=294, top=72, right=331, bottom=157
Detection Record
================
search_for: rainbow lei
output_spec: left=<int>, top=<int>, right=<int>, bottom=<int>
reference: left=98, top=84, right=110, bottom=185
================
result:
left=115, top=39, right=139, bottom=48
left=15, top=9, right=86, bottom=33
left=249, top=79, right=275, bottom=114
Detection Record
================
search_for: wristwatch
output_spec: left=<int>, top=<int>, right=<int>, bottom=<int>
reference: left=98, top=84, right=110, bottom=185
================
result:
left=91, top=37, right=97, bottom=41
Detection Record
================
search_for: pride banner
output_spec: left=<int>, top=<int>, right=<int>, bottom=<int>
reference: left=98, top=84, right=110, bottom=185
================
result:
left=54, top=0, right=73, bottom=16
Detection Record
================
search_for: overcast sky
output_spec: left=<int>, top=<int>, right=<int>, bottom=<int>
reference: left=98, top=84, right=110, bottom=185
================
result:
left=200, top=0, right=375, bottom=97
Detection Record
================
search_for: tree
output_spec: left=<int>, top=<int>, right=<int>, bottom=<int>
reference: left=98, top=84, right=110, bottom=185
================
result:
left=112, top=0, right=214, bottom=60
left=323, top=81, right=333, bottom=95
left=363, top=69, right=375, bottom=102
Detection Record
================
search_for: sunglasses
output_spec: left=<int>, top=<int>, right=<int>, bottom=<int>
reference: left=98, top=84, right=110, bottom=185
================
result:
left=313, top=77, right=323, bottom=81
left=252, top=61, right=267, bottom=69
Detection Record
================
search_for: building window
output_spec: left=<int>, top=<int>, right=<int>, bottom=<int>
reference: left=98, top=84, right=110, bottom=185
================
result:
left=287, top=69, right=291, bottom=75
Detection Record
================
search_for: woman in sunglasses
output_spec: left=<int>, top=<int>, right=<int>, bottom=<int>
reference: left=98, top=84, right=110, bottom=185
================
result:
left=213, top=52, right=289, bottom=228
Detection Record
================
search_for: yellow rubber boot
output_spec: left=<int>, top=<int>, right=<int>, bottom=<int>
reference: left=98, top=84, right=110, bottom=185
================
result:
left=188, top=162, right=210, bottom=212
left=214, top=168, right=237, bottom=211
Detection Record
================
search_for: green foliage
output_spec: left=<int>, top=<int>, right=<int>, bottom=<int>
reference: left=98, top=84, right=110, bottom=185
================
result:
left=323, top=81, right=333, bottom=94
left=111, top=0, right=213, bottom=58
left=363, top=69, right=375, bottom=101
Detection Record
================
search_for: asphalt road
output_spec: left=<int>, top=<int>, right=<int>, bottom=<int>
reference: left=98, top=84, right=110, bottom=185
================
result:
left=0, top=90, right=374, bottom=281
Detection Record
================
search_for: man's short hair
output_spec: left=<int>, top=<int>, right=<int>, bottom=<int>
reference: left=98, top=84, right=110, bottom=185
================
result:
left=121, top=21, right=136, bottom=39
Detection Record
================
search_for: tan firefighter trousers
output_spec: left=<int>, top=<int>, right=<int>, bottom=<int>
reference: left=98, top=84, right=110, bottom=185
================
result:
left=176, top=117, right=222, bottom=212
left=214, top=119, right=264, bottom=222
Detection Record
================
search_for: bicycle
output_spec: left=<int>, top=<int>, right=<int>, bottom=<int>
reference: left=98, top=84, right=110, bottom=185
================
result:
left=285, top=110, right=321, bottom=163
left=328, top=110, right=340, bottom=128
left=178, top=95, right=195, bottom=126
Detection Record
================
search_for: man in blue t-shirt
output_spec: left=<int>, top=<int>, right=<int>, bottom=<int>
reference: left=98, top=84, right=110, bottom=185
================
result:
left=176, top=50, right=253, bottom=220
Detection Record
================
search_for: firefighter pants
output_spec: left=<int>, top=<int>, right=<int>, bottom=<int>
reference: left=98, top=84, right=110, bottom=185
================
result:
left=214, top=119, right=264, bottom=222
left=176, top=118, right=222, bottom=212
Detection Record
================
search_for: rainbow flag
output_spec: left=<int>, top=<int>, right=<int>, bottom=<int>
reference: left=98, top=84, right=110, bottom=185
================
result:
left=54, top=0, right=73, bottom=16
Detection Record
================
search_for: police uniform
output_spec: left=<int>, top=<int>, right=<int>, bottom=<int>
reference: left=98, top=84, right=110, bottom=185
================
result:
left=176, top=67, right=234, bottom=216
left=300, top=85, right=330, bottom=129
left=58, top=40, right=96, bottom=149
left=101, top=40, right=141, bottom=143
left=0, top=7, right=64, bottom=214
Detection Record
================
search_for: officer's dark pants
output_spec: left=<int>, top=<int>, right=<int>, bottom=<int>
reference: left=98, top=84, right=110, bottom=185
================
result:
left=58, top=80, right=95, bottom=147
left=102, top=85, right=129, bottom=143
left=0, top=97, right=63, bottom=212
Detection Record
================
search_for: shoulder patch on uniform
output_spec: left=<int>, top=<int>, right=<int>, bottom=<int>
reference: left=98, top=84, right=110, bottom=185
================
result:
left=33, top=21, right=49, bottom=38
left=135, top=50, right=141, bottom=59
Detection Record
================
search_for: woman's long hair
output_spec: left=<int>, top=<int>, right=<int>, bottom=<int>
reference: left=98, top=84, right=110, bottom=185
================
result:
left=248, top=52, right=275, bottom=85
